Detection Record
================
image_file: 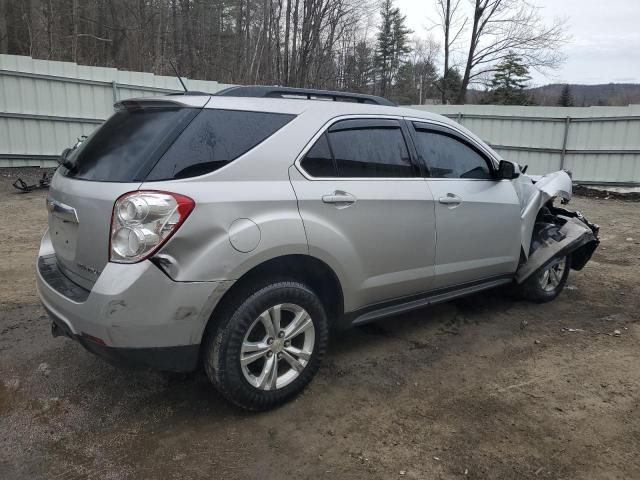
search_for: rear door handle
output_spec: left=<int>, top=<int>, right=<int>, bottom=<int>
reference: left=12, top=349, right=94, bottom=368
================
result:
left=322, top=191, right=357, bottom=207
left=438, top=193, right=462, bottom=206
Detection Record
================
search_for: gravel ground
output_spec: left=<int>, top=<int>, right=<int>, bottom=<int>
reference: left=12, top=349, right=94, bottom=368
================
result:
left=1, top=169, right=639, bottom=479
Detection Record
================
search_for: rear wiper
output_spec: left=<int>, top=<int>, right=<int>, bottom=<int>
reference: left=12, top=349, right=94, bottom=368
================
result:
left=57, top=147, right=76, bottom=171
left=57, top=136, right=87, bottom=172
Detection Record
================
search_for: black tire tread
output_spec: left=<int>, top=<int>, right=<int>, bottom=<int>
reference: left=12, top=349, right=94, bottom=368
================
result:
left=203, top=281, right=328, bottom=411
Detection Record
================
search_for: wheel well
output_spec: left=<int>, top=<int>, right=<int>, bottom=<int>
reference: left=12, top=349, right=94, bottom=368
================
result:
left=201, top=255, right=344, bottom=344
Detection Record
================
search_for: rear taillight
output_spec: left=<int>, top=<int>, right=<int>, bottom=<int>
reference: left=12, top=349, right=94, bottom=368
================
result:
left=109, top=191, right=194, bottom=263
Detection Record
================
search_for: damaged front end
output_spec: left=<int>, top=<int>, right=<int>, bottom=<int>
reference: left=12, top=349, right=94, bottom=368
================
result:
left=513, top=169, right=600, bottom=284
left=515, top=205, right=600, bottom=283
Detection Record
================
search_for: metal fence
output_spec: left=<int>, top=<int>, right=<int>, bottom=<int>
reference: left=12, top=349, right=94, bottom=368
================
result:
left=0, top=54, right=234, bottom=167
left=411, top=104, right=640, bottom=185
left=1, top=55, right=639, bottom=184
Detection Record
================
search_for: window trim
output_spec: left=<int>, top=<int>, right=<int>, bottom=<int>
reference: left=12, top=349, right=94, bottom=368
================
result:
left=407, top=118, right=502, bottom=181
left=295, top=115, right=423, bottom=181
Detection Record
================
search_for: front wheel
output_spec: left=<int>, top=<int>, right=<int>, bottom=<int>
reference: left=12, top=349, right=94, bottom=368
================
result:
left=517, top=255, right=571, bottom=303
left=203, top=281, right=329, bottom=411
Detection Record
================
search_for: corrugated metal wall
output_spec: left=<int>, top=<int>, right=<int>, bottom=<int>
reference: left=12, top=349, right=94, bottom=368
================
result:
left=412, top=104, right=640, bottom=184
left=0, top=54, right=234, bottom=167
left=1, top=55, right=639, bottom=183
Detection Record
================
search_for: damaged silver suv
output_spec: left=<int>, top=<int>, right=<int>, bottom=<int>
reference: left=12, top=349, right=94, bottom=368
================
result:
left=37, top=86, right=599, bottom=410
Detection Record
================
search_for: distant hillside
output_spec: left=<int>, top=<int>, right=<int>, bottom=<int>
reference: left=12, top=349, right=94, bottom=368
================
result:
left=529, top=84, right=640, bottom=106
left=467, top=83, right=640, bottom=106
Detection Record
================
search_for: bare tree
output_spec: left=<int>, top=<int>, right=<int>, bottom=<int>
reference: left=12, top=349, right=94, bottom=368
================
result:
left=0, top=0, right=434, bottom=101
left=435, top=0, right=466, bottom=104
left=457, top=0, right=568, bottom=103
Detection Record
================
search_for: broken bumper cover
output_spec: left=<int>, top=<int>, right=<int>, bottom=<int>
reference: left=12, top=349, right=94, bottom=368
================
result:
left=515, top=208, right=600, bottom=284
left=36, top=248, right=231, bottom=372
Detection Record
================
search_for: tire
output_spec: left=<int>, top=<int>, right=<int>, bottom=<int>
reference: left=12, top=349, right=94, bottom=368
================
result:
left=203, top=281, right=329, bottom=411
left=517, top=255, right=571, bottom=303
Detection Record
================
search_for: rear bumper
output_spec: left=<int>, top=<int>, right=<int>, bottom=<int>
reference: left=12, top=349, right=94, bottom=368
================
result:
left=48, top=311, right=199, bottom=371
left=36, top=230, right=233, bottom=371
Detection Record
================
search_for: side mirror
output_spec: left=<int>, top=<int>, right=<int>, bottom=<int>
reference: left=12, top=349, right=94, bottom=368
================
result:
left=497, top=160, right=519, bottom=180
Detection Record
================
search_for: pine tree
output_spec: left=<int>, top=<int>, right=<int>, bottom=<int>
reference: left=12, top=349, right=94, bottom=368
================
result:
left=375, top=0, right=411, bottom=97
left=487, top=52, right=532, bottom=105
left=393, top=63, right=417, bottom=104
left=439, top=68, right=463, bottom=104
left=558, top=84, right=575, bottom=107
left=391, top=58, right=438, bottom=105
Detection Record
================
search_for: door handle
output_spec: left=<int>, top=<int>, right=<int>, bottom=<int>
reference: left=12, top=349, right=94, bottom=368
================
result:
left=322, top=191, right=356, bottom=206
left=438, top=193, right=462, bottom=206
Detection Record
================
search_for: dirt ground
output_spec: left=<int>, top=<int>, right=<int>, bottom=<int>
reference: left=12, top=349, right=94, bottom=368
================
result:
left=1, top=169, right=639, bottom=480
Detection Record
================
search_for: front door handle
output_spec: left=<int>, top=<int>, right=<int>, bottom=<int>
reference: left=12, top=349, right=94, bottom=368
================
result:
left=322, top=191, right=357, bottom=207
left=438, top=193, right=462, bottom=206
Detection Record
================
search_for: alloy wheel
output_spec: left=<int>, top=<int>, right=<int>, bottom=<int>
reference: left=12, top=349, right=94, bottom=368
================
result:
left=539, top=257, right=567, bottom=292
left=240, top=303, right=315, bottom=390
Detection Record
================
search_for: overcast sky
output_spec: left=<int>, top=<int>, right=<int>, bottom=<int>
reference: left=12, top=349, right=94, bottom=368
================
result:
left=395, top=0, right=640, bottom=86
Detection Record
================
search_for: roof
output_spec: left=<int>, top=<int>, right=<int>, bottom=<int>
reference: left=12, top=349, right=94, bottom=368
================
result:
left=119, top=93, right=476, bottom=142
left=138, top=94, right=453, bottom=121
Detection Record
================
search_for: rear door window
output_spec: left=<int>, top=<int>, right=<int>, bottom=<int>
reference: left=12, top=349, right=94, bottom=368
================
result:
left=146, top=110, right=295, bottom=180
left=64, top=106, right=197, bottom=182
left=300, top=134, right=337, bottom=177
left=412, top=126, right=492, bottom=179
left=326, top=120, right=414, bottom=178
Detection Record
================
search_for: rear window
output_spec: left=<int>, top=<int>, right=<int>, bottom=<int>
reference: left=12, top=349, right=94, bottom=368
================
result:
left=64, top=106, right=198, bottom=182
left=146, top=110, right=295, bottom=180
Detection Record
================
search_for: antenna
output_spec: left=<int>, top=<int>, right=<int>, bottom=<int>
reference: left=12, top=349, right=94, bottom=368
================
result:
left=169, top=60, right=188, bottom=93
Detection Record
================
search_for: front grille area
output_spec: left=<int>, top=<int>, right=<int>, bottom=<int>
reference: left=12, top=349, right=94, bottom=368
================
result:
left=38, top=254, right=90, bottom=302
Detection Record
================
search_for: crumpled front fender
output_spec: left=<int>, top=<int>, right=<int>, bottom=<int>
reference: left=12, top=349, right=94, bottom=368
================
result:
left=513, top=170, right=574, bottom=258
left=515, top=206, right=600, bottom=284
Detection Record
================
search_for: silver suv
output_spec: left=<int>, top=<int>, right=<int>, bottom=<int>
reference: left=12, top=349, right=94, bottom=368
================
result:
left=36, top=87, right=599, bottom=410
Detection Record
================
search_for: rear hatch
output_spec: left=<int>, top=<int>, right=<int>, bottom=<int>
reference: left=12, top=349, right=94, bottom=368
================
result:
left=46, top=99, right=203, bottom=289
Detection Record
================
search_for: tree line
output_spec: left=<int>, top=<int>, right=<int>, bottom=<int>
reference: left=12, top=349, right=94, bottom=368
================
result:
left=0, top=0, right=568, bottom=105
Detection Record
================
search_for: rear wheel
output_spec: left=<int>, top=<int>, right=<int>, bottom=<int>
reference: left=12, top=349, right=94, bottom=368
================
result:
left=203, top=281, right=329, bottom=410
left=518, top=255, right=570, bottom=303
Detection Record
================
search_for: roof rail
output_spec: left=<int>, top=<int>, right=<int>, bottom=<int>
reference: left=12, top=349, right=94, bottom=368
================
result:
left=167, top=91, right=211, bottom=96
left=215, top=85, right=396, bottom=106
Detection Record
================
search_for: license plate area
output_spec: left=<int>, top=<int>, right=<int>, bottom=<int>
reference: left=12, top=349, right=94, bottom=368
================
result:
left=49, top=214, right=79, bottom=262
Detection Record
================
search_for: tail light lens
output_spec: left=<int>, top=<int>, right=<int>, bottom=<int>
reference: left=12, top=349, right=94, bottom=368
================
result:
left=110, top=191, right=194, bottom=263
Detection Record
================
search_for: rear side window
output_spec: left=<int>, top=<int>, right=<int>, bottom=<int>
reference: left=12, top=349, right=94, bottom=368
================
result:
left=146, top=110, right=295, bottom=180
left=64, top=107, right=197, bottom=182
left=300, top=119, right=414, bottom=178
left=300, top=134, right=337, bottom=177
left=328, top=124, right=413, bottom=178
left=413, top=129, right=492, bottom=179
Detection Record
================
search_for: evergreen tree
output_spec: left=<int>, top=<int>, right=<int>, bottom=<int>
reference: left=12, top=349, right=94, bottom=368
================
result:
left=393, top=63, right=417, bottom=104
left=375, top=0, right=411, bottom=97
left=439, top=68, right=463, bottom=104
left=558, top=84, right=575, bottom=107
left=392, top=59, right=438, bottom=105
left=341, top=40, right=375, bottom=94
left=486, top=52, right=532, bottom=105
